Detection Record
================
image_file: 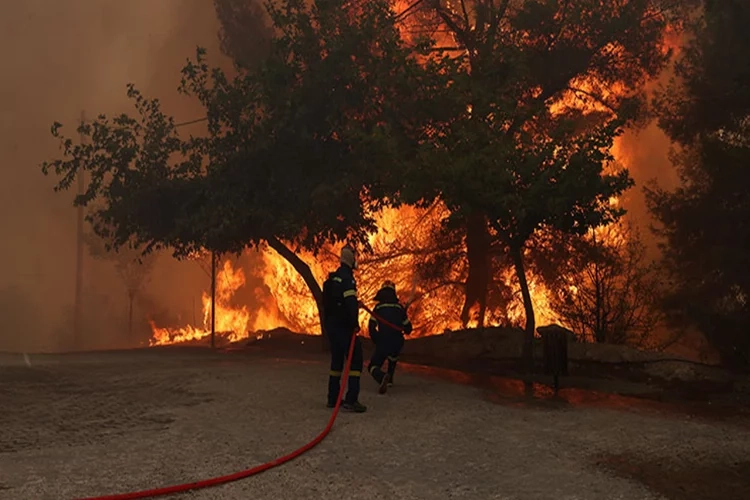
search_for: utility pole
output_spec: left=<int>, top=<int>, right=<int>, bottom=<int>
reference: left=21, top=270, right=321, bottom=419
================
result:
left=73, top=110, right=86, bottom=350
left=210, top=251, right=217, bottom=349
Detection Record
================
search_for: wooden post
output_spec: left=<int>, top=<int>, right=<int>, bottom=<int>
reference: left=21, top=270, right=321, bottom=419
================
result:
left=210, top=251, right=217, bottom=349
left=73, top=110, right=86, bottom=349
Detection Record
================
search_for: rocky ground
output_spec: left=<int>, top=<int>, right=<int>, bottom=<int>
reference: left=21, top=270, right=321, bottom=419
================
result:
left=0, top=344, right=748, bottom=500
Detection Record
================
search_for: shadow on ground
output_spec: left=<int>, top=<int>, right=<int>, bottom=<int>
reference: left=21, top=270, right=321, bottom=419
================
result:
left=596, top=454, right=750, bottom=500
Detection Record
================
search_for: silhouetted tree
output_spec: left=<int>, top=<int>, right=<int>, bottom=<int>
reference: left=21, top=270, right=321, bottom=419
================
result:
left=213, top=0, right=273, bottom=69
left=42, top=0, right=425, bottom=334
left=648, top=0, right=750, bottom=367
left=84, top=226, right=157, bottom=339
left=552, top=224, right=663, bottom=346
left=400, top=0, right=682, bottom=370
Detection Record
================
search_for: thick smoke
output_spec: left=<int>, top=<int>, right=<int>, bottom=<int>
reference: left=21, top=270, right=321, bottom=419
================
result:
left=0, top=0, right=230, bottom=352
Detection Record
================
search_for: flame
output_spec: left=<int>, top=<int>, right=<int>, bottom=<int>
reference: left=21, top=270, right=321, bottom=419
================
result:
left=150, top=260, right=253, bottom=345
left=147, top=6, right=679, bottom=346
left=149, top=203, right=562, bottom=344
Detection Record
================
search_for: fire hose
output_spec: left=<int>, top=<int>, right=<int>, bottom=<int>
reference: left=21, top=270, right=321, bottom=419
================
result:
left=76, top=328, right=358, bottom=500
left=75, top=303, right=405, bottom=500
left=358, top=302, right=410, bottom=333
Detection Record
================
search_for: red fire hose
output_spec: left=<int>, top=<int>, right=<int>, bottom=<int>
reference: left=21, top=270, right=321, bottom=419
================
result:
left=358, top=302, right=411, bottom=333
left=76, top=302, right=405, bottom=500
left=76, top=330, right=358, bottom=500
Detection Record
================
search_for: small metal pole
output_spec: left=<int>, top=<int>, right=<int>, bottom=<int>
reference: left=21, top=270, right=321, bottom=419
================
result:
left=210, top=251, right=217, bottom=349
left=73, top=110, right=86, bottom=349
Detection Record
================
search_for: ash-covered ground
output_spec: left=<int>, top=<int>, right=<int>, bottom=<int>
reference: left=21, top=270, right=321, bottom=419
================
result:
left=0, top=346, right=747, bottom=500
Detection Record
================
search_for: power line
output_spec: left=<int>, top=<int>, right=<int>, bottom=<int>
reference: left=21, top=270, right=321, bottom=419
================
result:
left=174, top=116, right=208, bottom=128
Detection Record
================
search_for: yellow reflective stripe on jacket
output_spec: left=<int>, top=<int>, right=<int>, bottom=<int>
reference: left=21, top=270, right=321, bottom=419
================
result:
left=343, top=289, right=357, bottom=298
left=349, top=370, right=361, bottom=377
left=403, top=318, right=411, bottom=325
left=332, top=276, right=343, bottom=282
left=375, top=303, right=402, bottom=310
left=329, top=370, right=342, bottom=376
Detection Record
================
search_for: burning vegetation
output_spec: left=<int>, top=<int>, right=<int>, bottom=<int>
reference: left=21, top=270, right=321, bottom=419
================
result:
left=148, top=197, right=650, bottom=347
left=43, top=0, right=750, bottom=368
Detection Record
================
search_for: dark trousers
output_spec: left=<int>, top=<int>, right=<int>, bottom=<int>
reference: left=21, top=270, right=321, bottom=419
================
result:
left=327, top=326, right=363, bottom=405
left=368, top=334, right=404, bottom=383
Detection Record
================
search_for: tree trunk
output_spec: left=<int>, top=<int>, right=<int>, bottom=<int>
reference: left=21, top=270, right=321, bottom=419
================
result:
left=266, top=236, right=328, bottom=351
left=511, top=243, right=535, bottom=374
left=594, top=262, right=606, bottom=343
left=461, top=212, right=491, bottom=328
left=128, top=291, right=135, bottom=340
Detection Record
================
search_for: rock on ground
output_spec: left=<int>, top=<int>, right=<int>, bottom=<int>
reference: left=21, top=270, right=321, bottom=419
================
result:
left=0, top=348, right=747, bottom=500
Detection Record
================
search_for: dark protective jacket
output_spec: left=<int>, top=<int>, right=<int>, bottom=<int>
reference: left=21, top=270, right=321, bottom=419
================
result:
left=323, top=264, right=359, bottom=332
left=368, top=286, right=412, bottom=340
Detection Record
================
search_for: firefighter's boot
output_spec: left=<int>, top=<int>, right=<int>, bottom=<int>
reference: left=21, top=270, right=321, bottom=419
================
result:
left=342, top=401, right=367, bottom=413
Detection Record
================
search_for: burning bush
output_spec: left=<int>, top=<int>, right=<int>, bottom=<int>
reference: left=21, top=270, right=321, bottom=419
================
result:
left=548, top=223, right=665, bottom=346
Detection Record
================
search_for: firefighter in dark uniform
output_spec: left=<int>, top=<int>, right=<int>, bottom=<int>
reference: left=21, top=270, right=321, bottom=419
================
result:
left=323, top=246, right=367, bottom=413
left=367, top=280, right=412, bottom=394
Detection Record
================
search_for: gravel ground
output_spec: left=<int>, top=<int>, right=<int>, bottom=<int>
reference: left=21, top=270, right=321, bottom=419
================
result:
left=0, top=348, right=747, bottom=500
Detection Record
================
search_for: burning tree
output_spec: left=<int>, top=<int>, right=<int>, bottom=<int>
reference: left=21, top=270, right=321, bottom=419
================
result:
left=395, top=0, right=688, bottom=370
left=648, top=0, right=750, bottom=368
left=41, top=0, right=425, bottom=336
left=549, top=223, right=663, bottom=346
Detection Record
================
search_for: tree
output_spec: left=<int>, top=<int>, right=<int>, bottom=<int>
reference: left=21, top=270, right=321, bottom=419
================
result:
left=648, top=0, right=750, bottom=367
left=551, top=223, right=663, bottom=346
left=400, top=0, right=681, bottom=370
left=84, top=226, right=157, bottom=340
left=213, top=0, right=274, bottom=69
left=41, top=0, right=424, bottom=335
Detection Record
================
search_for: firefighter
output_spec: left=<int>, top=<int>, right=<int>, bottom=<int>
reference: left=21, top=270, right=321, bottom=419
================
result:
left=322, top=246, right=367, bottom=413
left=367, top=280, right=412, bottom=394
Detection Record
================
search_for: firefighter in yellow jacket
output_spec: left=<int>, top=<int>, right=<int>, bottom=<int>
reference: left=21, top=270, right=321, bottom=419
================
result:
left=322, top=246, right=367, bottom=412
left=367, top=280, right=412, bottom=394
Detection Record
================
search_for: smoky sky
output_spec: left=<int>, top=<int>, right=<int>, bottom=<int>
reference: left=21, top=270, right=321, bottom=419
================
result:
left=0, top=0, right=232, bottom=352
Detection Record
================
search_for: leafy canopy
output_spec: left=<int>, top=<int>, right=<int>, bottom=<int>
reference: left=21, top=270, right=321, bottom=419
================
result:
left=648, top=0, right=750, bottom=366
left=403, top=0, right=677, bottom=248
left=42, top=0, right=424, bottom=257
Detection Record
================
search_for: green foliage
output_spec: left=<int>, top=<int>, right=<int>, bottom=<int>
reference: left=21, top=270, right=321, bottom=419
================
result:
left=654, top=0, right=750, bottom=145
left=39, top=0, right=692, bottom=354
left=648, top=0, right=750, bottom=367
left=213, top=0, right=274, bottom=69
left=42, top=87, right=194, bottom=255
left=42, top=0, right=422, bottom=259
left=410, top=0, right=674, bottom=247
left=396, top=0, right=675, bottom=357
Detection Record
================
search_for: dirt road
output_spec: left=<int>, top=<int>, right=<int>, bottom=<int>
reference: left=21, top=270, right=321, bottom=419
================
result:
left=0, top=348, right=747, bottom=499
